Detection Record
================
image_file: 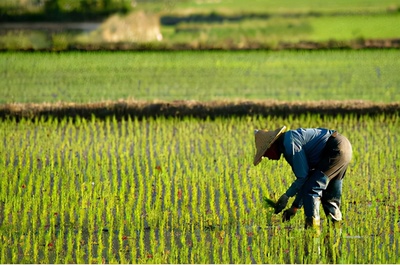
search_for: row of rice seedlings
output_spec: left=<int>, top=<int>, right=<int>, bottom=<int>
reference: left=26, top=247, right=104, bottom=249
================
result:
left=0, top=113, right=398, bottom=263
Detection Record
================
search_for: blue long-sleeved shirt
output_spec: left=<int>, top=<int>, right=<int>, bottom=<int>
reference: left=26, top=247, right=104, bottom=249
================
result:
left=282, top=128, right=335, bottom=197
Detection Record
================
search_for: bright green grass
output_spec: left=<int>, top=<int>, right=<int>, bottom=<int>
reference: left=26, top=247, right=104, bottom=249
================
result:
left=163, top=13, right=400, bottom=46
left=171, top=0, right=400, bottom=14
left=0, top=114, right=399, bottom=263
left=1, top=50, right=399, bottom=104
left=308, top=13, right=400, bottom=41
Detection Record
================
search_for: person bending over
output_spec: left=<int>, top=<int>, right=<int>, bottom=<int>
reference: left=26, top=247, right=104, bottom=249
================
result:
left=253, top=126, right=352, bottom=231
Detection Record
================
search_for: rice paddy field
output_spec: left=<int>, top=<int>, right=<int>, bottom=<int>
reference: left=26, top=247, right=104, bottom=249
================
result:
left=1, top=50, right=400, bottom=104
left=0, top=114, right=399, bottom=263
left=1, top=48, right=400, bottom=263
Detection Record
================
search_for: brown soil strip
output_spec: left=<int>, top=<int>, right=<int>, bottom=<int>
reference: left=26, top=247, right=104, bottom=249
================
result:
left=63, top=38, right=400, bottom=51
left=1, top=100, right=399, bottom=121
left=1, top=38, right=399, bottom=52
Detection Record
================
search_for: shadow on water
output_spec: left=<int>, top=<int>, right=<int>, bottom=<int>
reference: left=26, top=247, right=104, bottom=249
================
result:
left=3, top=216, right=378, bottom=264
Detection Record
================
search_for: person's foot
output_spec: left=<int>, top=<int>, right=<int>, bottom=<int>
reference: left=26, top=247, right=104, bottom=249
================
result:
left=305, top=217, right=321, bottom=236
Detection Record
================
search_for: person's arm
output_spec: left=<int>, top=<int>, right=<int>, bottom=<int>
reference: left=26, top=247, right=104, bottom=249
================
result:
left=285, top=148, right=309, bottom=197
left=276, top=131, right=309, bottom=215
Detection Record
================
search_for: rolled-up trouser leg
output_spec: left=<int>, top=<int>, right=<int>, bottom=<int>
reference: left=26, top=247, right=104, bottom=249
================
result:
left=302, top=170, right=329, bottom=223
left=322, top=177, right=343, bottom=222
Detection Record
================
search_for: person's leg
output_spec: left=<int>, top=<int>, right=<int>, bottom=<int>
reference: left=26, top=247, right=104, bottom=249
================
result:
left=302, top=170, right=329, bottom=232
left=322, top=176, right=343, bottom=222
left=301, top=133, right=351, bottom=232
left=316, top=133, right=351, bottom=221
left=322, top=176, right=344, bottom=262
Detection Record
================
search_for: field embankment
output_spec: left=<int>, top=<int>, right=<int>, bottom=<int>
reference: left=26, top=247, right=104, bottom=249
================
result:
left=1, top=100, right=399, bottom=121
left=45, top=38, right=400, bottom=51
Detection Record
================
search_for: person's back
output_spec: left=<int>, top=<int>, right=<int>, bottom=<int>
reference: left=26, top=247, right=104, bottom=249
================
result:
left=282, top=128, right=335, bottom=179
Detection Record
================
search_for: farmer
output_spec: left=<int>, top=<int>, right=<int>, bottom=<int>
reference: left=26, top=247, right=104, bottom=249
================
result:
left=253, top=126, right=352, bottom=231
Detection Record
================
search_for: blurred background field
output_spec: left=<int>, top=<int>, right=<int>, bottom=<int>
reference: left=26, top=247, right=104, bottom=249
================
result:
left=1, top=50, right=399, bottom=104
left=1, top=0, right=400, bottom=50
left=0, top=1, right=399, bottom=105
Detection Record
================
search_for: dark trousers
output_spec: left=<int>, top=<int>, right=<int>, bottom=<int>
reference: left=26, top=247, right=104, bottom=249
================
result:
left=295, top=133, right=353, bottom=220
left=318, top=132, right=353, bottom=181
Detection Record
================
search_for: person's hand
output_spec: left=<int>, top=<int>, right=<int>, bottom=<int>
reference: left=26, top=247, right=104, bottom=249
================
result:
left=274, top=194, right=289, bottom=214
left=282, top=207, right=298, bottom=222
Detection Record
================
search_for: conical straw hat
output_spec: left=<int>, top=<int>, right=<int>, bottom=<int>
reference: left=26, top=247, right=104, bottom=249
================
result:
left=253, top=126, right=286, bottom=166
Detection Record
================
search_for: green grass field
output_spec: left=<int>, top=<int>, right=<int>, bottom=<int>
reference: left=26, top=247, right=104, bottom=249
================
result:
left=0, top=114, right=399, bottom=263
left=1, top=50, right=399, bottom=104
left=160, top=13, right=400, bottom=49
left=169, top=0, right=400, bottom=14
